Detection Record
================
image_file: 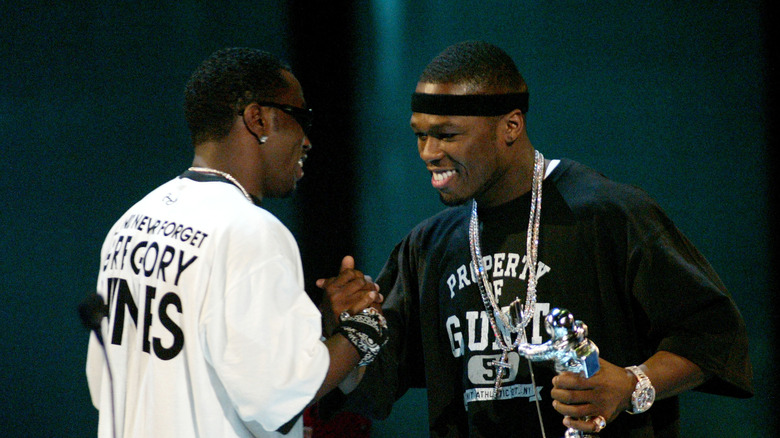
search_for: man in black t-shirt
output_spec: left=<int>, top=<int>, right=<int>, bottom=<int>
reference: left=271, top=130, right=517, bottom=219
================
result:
left=320, top=41, right=753, bottom=437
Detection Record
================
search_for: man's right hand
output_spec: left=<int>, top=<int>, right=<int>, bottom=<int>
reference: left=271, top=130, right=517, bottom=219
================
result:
left=316, top=256, right=383, bottom=336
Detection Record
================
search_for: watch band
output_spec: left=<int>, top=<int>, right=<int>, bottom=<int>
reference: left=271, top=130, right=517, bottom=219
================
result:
left=625, top=365, right=656, bottom=414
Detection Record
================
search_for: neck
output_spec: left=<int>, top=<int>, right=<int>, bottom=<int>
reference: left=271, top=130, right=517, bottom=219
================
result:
left=191, top=144, right=230, bottom=172
left=476, top=147, right=538, bottom=207
left=192, top=141, right=263, bottom=202
left=188, top=165, right=254, bottom=204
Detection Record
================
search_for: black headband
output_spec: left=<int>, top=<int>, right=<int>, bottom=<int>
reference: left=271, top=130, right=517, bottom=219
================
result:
left=411, top=92, right=529, bottom=116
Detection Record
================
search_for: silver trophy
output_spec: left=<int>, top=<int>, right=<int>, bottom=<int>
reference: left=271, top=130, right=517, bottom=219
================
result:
left=517, top=308, right=601, bottom=438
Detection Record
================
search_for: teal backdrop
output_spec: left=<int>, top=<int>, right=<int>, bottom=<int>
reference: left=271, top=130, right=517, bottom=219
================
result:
left=1, top=1, right=773, bottom=436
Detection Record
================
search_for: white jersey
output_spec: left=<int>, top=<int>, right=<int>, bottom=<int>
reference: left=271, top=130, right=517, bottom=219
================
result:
left=86, top=175, right=329, bottom=437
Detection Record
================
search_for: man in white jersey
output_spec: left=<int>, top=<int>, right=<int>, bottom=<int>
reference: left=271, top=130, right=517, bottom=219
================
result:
left=85, top=47, right=386, bottom=438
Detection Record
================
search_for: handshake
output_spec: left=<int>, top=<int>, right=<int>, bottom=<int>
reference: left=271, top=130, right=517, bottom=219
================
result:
left=317, top=256, right=388, bottom=367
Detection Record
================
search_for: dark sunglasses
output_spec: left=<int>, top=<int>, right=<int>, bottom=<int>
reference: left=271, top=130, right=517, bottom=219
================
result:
left=256, top=101, right=313, bottom=136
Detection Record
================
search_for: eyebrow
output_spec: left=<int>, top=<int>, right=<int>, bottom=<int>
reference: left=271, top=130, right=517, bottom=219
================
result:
left=410, top=119, right=461, bottom=133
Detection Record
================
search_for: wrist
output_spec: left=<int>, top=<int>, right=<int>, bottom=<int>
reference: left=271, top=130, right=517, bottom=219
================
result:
left=332, top=308, right=389, bottom=367
left=625, top=365, right=656, bottom=414
left=620, top=368, right=637, bottom=412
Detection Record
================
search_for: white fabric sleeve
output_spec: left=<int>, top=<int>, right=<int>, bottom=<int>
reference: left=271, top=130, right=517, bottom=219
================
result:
left=85, top=332, right=104, bottom=409
left=202, top=254, right=329, bottom=432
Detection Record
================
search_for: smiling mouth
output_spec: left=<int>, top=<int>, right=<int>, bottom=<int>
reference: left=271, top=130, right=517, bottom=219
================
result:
left=431, top=169, right=457, bottom=189
left=432, top=170, right=456, bottom=182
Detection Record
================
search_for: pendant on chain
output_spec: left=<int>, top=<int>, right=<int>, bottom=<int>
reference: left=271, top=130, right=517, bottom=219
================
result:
left=469, top=150, right=545, bottom=397
left=492, top=349, right=512, bottom=394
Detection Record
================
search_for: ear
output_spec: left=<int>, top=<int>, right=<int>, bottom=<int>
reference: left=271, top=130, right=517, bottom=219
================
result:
left=501, top=109, right=525, bottom=144
left=241, top=102, right=270, bottom=139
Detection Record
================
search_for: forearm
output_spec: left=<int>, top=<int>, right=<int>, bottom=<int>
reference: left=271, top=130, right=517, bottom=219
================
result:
left=613, top=350, right=709, bottom=413
left=313, top=334, right=361, bottom=402
left=338, top=365, right=366, bottom=394
left=636, top=350, right=709, bottom=403
left=552, top=349, right=712, bottom=432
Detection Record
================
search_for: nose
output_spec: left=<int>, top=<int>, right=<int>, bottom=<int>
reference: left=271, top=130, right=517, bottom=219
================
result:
left=302, top=136, right=312, bottom=153
left=418, top=136, right=442, bottom=164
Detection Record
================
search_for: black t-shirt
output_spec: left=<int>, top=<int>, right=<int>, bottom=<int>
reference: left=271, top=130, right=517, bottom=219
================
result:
left=346, top=159, right=752, bottom=437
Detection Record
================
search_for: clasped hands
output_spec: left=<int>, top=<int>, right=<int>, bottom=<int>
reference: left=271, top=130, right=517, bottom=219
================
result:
left=316, top=255, right=383, bottom=336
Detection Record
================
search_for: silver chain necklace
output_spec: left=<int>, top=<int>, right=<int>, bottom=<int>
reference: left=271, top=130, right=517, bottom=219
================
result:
left=468, top=150, right=545, bottom=393
left=188, top=167, right=253, bottom=203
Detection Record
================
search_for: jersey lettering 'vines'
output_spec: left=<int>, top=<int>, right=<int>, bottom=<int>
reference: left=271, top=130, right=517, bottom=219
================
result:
left=99, top=211, right=206, bottom=361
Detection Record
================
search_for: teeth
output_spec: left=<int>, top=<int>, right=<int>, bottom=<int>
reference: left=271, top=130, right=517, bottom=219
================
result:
left=433, top=170, right=456, bottom=182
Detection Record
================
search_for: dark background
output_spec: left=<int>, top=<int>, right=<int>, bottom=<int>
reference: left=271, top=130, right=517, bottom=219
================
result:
left=1, top=1, right=774, bottom=436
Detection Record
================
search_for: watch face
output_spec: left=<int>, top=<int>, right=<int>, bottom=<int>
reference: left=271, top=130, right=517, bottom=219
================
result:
left=626, top=366, right=655, bottom=414
left=633, top=384, right=655, bottom=412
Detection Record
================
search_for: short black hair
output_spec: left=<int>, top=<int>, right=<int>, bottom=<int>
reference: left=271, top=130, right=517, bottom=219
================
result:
left=420, top=41, right=527, bottom=94
left=184, top=47, right=292, bottom=145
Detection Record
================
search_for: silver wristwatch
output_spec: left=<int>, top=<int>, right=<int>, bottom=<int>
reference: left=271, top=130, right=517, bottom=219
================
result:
left=625, top=365, right=655, bottom=414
